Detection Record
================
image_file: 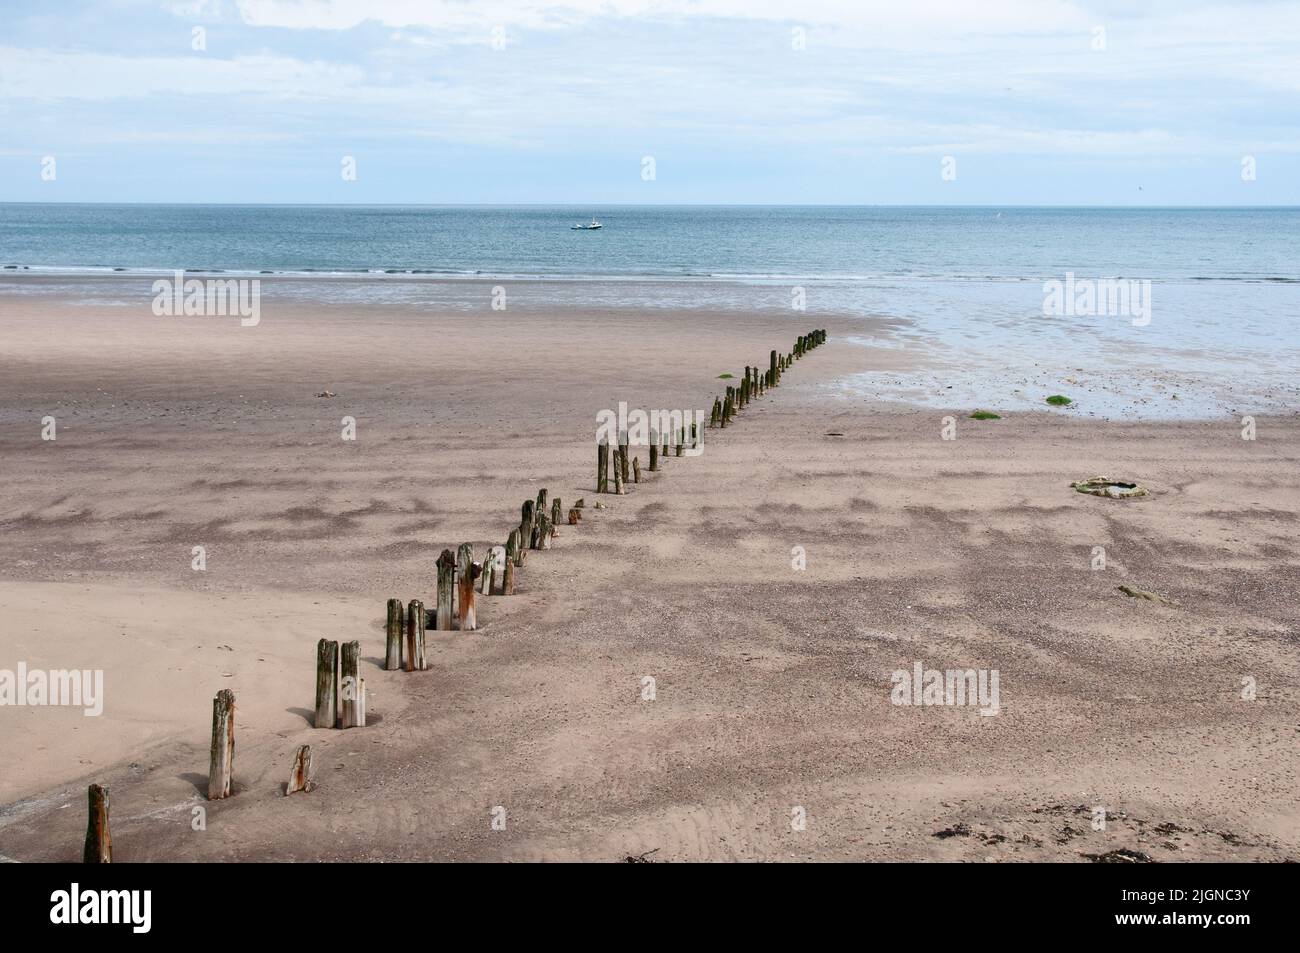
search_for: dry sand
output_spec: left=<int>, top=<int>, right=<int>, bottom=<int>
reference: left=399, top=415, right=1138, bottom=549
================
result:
left=1, top=284, right=1297, bottom=861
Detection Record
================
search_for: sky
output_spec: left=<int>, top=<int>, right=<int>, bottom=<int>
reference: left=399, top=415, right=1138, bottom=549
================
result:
left=0, top=0, right=1297, bottom=204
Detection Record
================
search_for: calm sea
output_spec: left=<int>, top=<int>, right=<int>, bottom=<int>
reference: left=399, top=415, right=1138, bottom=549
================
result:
left=3, top=204, right=1297, bottom=418
left=2, top=204, right=1297, bottom=282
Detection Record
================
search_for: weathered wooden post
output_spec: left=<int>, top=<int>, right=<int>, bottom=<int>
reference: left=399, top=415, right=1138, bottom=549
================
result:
left=385, top=597, right=403, bottom=671
left=770, top=349, right=778, bottom=386
left=436, top=549, right=455, bottom=630
left=340, top=640, right=362, bottom=728
left=612, top=454, right=625, bottom=494
left=520, top=500, right=535, bottom=550
left=675, top=426, right=684, bottom=457
left=597, top=439, right=610, bottom=493
left=649, top=430, right=660, bottom=470
left=632, top=456, right=642, bottom=483
left=539, top=514, right=554, bottom=548
left=287, top=745, right=313, bottom=795
left=551, top=498, right=562, bottom=528
left=208, top=688, right=235, bottom=800
left=506, top=529, right=522, bottom=574
left=457, top=543, right=479, bottom=631
left=618, top=433, right=630, bottom=485
left=568, top=507, right=580, bottom=524
left=485, top=545, right=505, bottom=595
left=406, top=599, right=425, bottom=671
left=536, top=489, right=548, bottom=520
left=83, top=784, right=111, bottom=863
left=315, top=638, right=338, bottom=728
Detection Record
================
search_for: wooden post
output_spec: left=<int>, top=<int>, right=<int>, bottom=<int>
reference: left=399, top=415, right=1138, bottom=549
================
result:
left=675, top=427, right=684, bottom=457
left=597, top=439, right=610, bottom=493
left=479, top=559, right=493, bottom=596
left=649, top=430, right=660, bottom=469
left=83, top=784, right=111, bottom=863
left=661, top=431, right=670, bottom=461
left=436, top=549, right=455, bottom=630
left=315, top=638, right=338, bottom=728
left=536, top=489, right=548, bottom=521
left=618, top=434, right=629, bottom=484
left=208, top=688, right=235, bottom=800
left=287, top=745, right=313, bottom=795
left=502, top=557, right=516, bottom=595
left=568, top=507, right=580, bottom=525
left=520, top=500, right=535, bottom=551
left=632, top=456, right=642, bottom=483
left=457, top=543, right=479, bottom=631
left=538, top=515, right=553, bottom=549
left=340, top=640, right=361, bottom=728
left=551, top=498, right=562, bottom=528
left=406, top=599, right=425, bottom=671
left=485, top=545, right=505, bottom=595
left=770, top=349, right=778, bottom=386
left=385, top=597, right=403, bottom=671
left=612, top=454, right=625, bottom=494
left=506, top=528, right=522, bottom=571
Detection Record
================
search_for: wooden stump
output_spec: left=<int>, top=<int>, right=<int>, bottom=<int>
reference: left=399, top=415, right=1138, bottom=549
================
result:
left=568, top=507, right=580, bottom=525
left=551, top=498, right=562, bottom=528
left=632, top=456, right=642, bottom=483
left=649, top=431, right=660, bottom=470
left=406, top=599, right=425, bottom=671
left=597, top=439, right=610, bottom=493
left=385, top=597, right=403, bottom=671
left=612, top=454, right=625, bottom=494
left=83, top=784, right=111, bottom=863
left=208, top=688, right=235, bottom=800
left=436, top=549, right=456, bottom=630
left=770, top=349, right=778, bottom=386
left=287, top=744, right=313, bottom=795
left=315, top=638, right=338, bottom=728
left=457, top=543, right=479, bottom=631
left=502, top=557, right=516, bottom=596
left=618, top=436, right=630, bottom=484
left=341, top=640, right=361, bottom=728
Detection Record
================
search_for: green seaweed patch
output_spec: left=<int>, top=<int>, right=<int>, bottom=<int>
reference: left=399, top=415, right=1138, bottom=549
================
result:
left=718, top=373, right=734, bottom=379
left=1045, top=394, right=1073, bottom=406
left=969, top=410, right=1002, bottom=420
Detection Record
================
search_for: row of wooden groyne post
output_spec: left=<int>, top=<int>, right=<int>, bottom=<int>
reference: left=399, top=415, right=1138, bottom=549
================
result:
left=77, top=328, right=827, bottom=863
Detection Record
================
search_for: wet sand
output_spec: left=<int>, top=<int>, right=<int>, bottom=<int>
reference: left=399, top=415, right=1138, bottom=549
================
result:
left=1, top=287, right=1297, bottom=861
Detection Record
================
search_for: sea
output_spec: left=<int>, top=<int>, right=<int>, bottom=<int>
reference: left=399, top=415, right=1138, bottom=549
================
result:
left=3, top=204, right=1297, bottom=418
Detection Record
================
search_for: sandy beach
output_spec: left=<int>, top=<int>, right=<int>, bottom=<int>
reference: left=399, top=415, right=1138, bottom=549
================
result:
left=1, top=280, right=1297, bottom=862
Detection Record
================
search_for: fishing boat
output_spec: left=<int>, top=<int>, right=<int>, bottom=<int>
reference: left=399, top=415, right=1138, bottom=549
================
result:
left=571, top=217, right=603, bottom=230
